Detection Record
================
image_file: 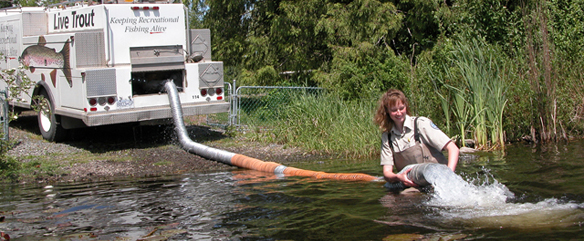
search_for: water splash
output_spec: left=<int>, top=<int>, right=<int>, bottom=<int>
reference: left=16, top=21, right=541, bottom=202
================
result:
left=422, top=164, right=514, bottom=207
left=418, top=163, right=584, bottom=229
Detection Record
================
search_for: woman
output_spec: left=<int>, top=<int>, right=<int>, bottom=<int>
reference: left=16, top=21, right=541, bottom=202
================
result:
left=374, top=89, right=459, bottom=188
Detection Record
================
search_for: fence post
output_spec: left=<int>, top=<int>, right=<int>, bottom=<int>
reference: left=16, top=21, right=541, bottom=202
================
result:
left=0, top=89, right=8, bottom=141
left=230, top=79, right=237, bottom=127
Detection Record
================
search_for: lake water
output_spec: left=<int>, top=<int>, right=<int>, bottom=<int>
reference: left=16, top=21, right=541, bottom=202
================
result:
left=1, top=141, right=584, bottom=240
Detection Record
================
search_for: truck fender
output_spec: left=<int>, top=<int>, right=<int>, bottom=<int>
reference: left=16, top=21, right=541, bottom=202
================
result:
left=33, top=81, right=55, bottom=107
left=33, top=81, right=58, bottom=124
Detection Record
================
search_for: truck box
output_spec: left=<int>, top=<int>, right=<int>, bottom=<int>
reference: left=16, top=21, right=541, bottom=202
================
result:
left=0, top=2, right=228, bottom=141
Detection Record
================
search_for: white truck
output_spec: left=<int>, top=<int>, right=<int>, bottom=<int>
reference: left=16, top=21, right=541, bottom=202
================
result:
left=0, top=1, right=228, bottom=141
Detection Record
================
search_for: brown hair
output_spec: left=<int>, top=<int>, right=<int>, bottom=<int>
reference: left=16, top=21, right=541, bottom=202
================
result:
left=373, top=89, right=411, bottom=132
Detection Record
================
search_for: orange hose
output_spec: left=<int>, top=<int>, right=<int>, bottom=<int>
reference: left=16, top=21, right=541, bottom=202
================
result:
left=230, top=154, right=379, bottom=182
left=231, top=154, right=281, bottom=173
left=283, top=167, right=379, bottom=182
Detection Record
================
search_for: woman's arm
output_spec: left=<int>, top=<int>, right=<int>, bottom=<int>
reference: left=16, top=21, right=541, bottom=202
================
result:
left=443, top=141, right=459, bottom=172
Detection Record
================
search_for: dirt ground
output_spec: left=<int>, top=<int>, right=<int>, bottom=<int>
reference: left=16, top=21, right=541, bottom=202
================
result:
left=5, top=113, right=323, bottom=184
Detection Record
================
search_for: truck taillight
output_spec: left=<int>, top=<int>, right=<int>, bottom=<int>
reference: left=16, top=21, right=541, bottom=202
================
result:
left=131, top=6, right=159, bottom=10
left=200, top=88, right=222, bottom=98
left=88, top=96, right=116, bottom=107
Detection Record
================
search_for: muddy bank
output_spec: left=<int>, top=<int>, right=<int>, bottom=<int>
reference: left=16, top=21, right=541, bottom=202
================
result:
left=5, top=114, right=323, bottom=184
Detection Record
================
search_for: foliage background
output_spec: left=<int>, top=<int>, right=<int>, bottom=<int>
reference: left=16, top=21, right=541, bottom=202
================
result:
left=186, top=0, right=584, bottom=150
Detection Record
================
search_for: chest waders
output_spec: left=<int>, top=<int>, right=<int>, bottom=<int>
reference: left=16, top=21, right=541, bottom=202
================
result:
left=388, top=117, right=448, bottom=187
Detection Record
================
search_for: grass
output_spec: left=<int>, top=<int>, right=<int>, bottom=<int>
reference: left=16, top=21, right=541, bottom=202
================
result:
left=0, top=154, right=20, bottom=180
left=241, top=92, right=380, bottom=159
left=153, top=161, right=172, bottom=166
left=18, top=158, right=61, bottom=179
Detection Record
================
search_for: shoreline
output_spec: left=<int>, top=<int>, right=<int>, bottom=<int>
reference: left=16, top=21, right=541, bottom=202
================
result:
left=4, top=115, right=323, bottom=184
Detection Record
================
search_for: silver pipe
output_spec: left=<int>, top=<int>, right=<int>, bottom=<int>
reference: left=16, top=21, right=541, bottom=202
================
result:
left=407, top=163, right=435, bottom=186
left=384, top=163, right=450, bottom=191
left=164, top=80, right=235, bottom=165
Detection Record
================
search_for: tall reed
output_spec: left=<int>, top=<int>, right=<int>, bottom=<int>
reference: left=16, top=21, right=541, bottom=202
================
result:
left=266, top=93, right=380, bottom=158
left=450, top=87, right=474, bottom=147
left=435, top=91, right=452, bottom=137
left=435, top=38, right=509, bottom=150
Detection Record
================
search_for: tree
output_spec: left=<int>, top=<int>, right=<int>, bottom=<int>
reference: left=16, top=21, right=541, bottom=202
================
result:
left=194, top=0, right=253, bottom=68
left=195, top=0, right=407, bottom=90
left=313, top=0, right=408, bottom=98
left=0, top=0, right=12, bottom=8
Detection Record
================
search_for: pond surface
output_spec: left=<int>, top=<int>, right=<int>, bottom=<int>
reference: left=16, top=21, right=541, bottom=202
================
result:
left=1, top=141, right=584, bottom=240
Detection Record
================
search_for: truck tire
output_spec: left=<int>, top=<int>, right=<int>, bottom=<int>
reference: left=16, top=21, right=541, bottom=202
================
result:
left=37, top=89, right=67, bottom=142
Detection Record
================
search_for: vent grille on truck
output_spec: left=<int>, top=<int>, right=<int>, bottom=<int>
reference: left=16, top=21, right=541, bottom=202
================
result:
left=86, top=68, right=117, bottom=97
left=189, top=29, right=212, bottom=61
left=22, top=12, right=47, bottom=36
left=198, top=62, right=224, bottom=89
left=75, top=31, right=106, bottom=68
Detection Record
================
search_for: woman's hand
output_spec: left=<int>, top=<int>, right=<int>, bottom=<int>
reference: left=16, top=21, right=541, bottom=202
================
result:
left=383, top=165, right=418, bottom=187
left=397, top=168, right=418, bottom=187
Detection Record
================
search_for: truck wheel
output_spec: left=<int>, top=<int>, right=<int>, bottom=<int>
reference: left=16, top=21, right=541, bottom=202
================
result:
left=37, top=90, right=67, bottom=142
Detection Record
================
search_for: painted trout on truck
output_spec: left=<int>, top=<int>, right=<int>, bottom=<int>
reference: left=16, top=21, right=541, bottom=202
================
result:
left=0, top=1, right=228, bottom=142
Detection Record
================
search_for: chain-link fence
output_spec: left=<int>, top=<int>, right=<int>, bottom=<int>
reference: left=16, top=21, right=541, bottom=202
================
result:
left=206, top=81, right=324, bottom=130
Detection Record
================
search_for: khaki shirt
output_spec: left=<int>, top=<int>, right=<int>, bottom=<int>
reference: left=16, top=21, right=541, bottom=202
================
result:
left=380, top=115, right=452, bottom=166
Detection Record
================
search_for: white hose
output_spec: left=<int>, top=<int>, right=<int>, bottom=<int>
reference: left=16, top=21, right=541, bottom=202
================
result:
left=164, top=81, right=235, bottom=165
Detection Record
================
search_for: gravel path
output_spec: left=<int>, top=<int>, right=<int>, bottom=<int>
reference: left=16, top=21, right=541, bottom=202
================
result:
left=5, top=114, right=319, bottom=184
